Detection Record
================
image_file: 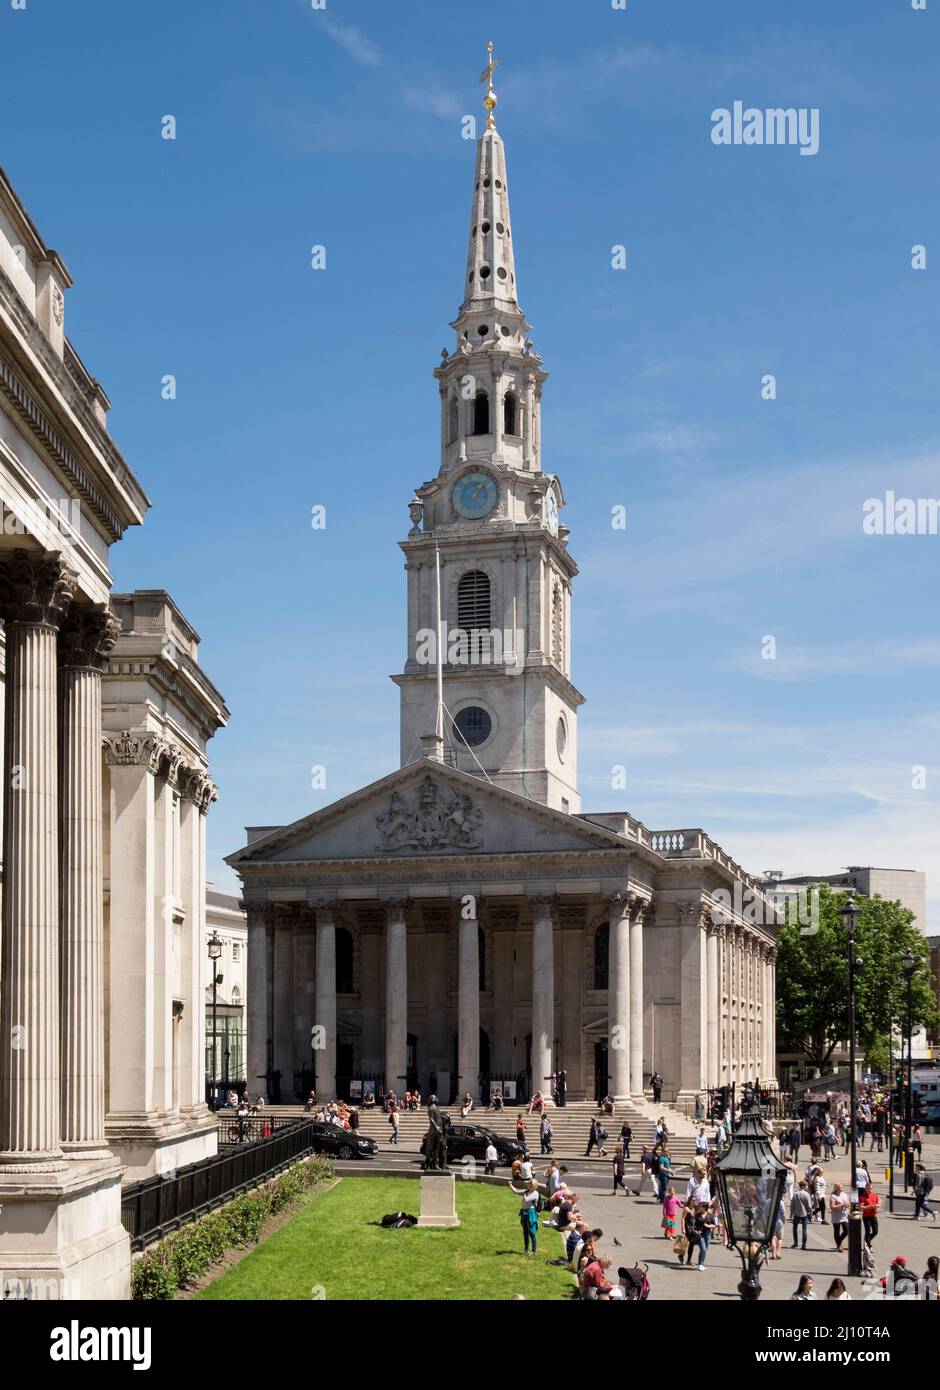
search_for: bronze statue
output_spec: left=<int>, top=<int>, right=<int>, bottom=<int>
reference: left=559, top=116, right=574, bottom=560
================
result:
left=423, top=1095, right=448, bottom=1171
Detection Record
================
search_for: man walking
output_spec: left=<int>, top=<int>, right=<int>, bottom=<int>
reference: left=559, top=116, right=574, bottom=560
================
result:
left=790, top=1181, right=813, bottom=1250
left=913, top=1164, right=936, bottom=1221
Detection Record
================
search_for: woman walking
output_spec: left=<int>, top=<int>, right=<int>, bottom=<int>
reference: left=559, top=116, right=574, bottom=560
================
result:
left=830, top=1183, right=850, bottom=1251
left=662, top=1187, right=683, bottom=1241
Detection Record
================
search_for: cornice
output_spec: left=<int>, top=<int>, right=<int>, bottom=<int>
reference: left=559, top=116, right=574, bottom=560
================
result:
left=0, top=268, right=149, bottom=538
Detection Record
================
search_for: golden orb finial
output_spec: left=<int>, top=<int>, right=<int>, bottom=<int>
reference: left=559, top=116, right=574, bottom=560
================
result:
left=479, top=40, right=500, bottom=129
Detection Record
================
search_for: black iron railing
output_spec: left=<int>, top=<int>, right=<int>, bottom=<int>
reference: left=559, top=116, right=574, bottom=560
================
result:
left=216, top=1113, right=305, bottom=1147
left=121, top=1118, right=318, bottom=1251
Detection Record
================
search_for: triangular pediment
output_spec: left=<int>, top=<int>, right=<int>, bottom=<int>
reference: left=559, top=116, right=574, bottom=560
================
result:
left=227, top=758, right=629, bottom=866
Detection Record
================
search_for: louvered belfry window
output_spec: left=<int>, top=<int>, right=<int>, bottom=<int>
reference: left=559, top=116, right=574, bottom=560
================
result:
left=457, top=570, right=491, bottom=631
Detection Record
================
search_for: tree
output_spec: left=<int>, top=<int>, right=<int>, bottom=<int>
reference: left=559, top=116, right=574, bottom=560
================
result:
left=775, top=885, right=938, bottom=1075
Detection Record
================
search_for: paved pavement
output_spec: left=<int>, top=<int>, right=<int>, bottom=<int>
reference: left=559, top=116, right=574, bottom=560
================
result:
left=567, top=1133, right=940, bottom=1301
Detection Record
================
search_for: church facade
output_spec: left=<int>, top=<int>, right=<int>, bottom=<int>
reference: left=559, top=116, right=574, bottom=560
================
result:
left=229, top=77, right=777, bottom=1109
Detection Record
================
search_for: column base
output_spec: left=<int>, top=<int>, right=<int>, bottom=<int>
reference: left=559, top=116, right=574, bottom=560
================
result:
left=0, top=1155, right=130, bottom=1300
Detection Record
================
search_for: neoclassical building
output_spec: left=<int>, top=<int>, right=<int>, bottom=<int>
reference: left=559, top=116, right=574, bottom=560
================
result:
left=0, top=169, right=227, bottom=1297
left=229, top=67, right=777, bottom=1110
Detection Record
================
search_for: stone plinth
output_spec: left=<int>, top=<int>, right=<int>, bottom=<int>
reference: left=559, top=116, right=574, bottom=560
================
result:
left=416, top=1171, right=459, bottom=1228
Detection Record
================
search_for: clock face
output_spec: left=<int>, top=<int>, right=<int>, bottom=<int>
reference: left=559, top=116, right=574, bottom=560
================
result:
left=453, top=470, right=498, bottom=520
left=545, top=485, right=559, bottom=536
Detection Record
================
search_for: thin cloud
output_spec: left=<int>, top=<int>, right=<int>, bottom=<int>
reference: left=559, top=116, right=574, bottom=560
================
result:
left=321, top=19, right=382, bottom=68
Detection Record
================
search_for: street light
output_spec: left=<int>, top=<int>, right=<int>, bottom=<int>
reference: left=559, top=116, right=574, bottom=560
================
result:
left=208, top=932, right=223, bottom=1108
left=838, top=892, right=864, bottom=1277
left=714, top=1089, right=788, bottom=1300
left=901, top=950, right=917, bottom=1192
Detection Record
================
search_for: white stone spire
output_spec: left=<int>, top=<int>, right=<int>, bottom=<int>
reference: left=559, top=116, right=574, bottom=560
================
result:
left=452, top=45, right=528, bottom=353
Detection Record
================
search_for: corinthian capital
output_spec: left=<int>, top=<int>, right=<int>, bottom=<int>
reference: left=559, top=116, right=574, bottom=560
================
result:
left=0, top=549, right=77, bottom=628
left=103, top=729, right=163, bottom=771
left=58, top=603, right=120, bottom=670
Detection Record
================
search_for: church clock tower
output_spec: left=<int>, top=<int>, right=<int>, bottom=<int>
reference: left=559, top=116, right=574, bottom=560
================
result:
left=393, top=46, right=584, bottom=812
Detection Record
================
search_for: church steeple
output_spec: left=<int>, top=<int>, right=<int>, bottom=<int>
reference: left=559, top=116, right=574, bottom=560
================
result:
left=393, top=47, right=585, bottom=813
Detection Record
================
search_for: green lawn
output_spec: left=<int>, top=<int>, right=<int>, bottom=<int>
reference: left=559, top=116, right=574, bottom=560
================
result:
left=197, top=1178, right=574, bottom=1301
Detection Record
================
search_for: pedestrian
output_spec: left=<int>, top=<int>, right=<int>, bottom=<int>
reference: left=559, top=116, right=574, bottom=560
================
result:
left=611, top=1142, right=626, bottom=1196
left=790, top=1181, right=813, bottom=1250
left=484, top=1139, right=498, bottom=1176
left=912, top=1124, right=924, bottom=1160
left=855, top=1159, right=871, bottom=1198
left=585, top=1116, right=599, bottom=1157
left=791, top=1275, right=816, bottom=1301
left=823, top=1121, right=836, bottom=1162
left=913, top=1164, right=936, bottom=1221
left=595, top=1118, right=609, bottom=1157
left=661, top=1187, right=683, bottom=1241
left=698, top=1200, right=718, bottom=1270
left=812, top=1169, right=828, bottom=1225
left=540, top=1112, right=554, bottom=1155
left=508, top=1177, right=541, bottom=1257
left=770, top=1196, right=785, bottom=1260
left=388, top=1104, right=400, bottom=1145
left=516, top=1113, right=527, bottom=1152
left=830, top=1183, right=850, bottom=1251
left=922, top=1255, right=939, bottom=1301
left=694, top=1092, right=704, bottom=1121
left=655, top=1146, right=672, bottom=1203
left=651, top=1071, right=663, bottom=1104
left=619, top=1119, right=632, bottom=1160
left=787, top=1123, right=801, bottom=1166
left=695, top=1126, right=709, bottom=1159
left=825, top=1278, right=851, bottom=1301
left=860, top=1185, right=881, bottom=1248
left=634, top=1145, right=655, bottom=1199
left=681, top=1200, right=701, bottom=1266
left=715, top=1118, right=727, bottom=1150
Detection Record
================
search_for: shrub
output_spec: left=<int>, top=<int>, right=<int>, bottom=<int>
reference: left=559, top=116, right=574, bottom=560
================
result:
left=131, top=1154, right=334, bottom=1300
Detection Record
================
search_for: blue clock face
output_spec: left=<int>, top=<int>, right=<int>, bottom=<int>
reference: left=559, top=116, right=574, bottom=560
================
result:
left=453, top=470, right=498, bottom=520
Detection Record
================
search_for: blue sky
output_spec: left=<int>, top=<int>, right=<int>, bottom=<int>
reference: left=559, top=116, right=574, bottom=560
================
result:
left=3, top=0, right=938, bottom=926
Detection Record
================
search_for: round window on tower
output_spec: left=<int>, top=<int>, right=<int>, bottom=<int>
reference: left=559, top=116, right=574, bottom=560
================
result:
left=454, top=706, right=493, bottom=749
left=556, top=715, right=568, bottom=762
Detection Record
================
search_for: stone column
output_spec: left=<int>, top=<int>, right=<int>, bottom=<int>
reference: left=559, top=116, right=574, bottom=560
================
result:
left=384, top=897, right=409, bottom=1100
left=605, top=892, right=631, bottom=1102
left=246, top=904, right=271, bottom=1098
left=314, top=901, right=339, bottom=1099
left=529, top=895, right=555, bottom=1101
left=273, top=912, right=295, bottom=1094
left=0, top=552, right=76, bottom=1164
left=705, top=921, right=720, bottom=1091
left=457, top=898, right=480, bottom=1104
left=58, top=604, right=118, bottom=1154
left=629, top=898, right=647, bottom=1098
left=178, top=769, right=215, bottom=1117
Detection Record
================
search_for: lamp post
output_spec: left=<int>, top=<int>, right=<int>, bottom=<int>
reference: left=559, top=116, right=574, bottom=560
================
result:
left=901, top=950, right=917, bottom=1192
left=714, top=1086, right=788, bottom=1299
left=208, top=931, right=223, bottom=1108
left=838, top=893, right=863, bottom=1277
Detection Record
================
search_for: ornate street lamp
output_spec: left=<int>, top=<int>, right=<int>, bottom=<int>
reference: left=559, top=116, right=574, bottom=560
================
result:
left=901, top=950, right=917, bottom=1191
left=838, top=892, right=864, bottom=1276
left=714, top=1090, right=788, bottom=1299
left=208, top=932, right=223, bottom=1107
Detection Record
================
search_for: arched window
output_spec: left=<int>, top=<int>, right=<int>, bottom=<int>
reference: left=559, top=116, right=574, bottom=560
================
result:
left=594, top=921, right=609, bottom=990
left=231, top=985, right=241, bottom=1004
left=457, top=570, right=491, bottom=630
left=504, top=391, right=517, bottom=435
left=473, top=390, right=490, bottom=435
left=448, top=395, right=458, bottom=444
left=336, top=927, right=354, bottom=994
left=478, top=925, right=486, bottom=991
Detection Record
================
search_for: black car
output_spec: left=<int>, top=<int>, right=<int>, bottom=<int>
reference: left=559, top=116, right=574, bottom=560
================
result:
left=420, top=1120, right=523, bottom=1167
left=306, top=1121, right=378, bottom=1161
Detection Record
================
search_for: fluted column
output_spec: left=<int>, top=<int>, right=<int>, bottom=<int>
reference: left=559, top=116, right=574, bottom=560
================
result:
left=529, top=895, right=555, bottom=1100
left=384, top=897, right=409, bottom=1099
left=457, top=898, right=480, bottom=1103
left=246, top=904, right=271, bottom=1097
left=605, top=892, right=631, bottom=1101
left=58, top=604, right=118, bottom=1152
left=629, top=898, right=647, bottom=1097
left=706, top=921, right=720, bottom=1089
left=314, top=901, right=339, bottom=1099
left=0, top=551, right=76, bottom=1164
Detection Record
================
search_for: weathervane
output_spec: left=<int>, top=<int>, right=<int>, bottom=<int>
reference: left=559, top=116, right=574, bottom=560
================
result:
left=479, top=40, right=499, bottom=129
